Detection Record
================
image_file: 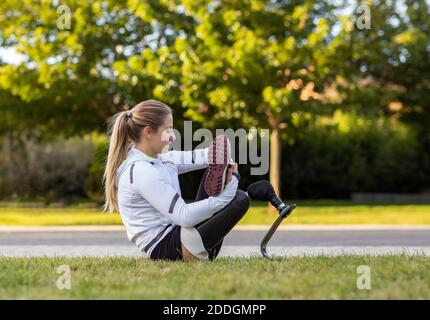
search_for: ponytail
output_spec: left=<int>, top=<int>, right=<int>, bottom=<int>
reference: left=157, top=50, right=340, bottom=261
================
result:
left=103, top=111, right=131, bottom=213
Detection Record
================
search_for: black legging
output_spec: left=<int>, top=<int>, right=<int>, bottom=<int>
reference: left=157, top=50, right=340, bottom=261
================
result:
left=193, top=169, right=250, bottom=260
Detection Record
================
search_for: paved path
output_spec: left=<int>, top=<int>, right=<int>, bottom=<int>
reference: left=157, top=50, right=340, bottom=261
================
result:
left=1, top=225, right=429, bottom=258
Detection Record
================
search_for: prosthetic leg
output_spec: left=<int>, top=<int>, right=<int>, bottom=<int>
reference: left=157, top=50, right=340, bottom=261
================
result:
left=246, top=181, right=297, bottom=260
left=185, top=170, right=295, bottom=261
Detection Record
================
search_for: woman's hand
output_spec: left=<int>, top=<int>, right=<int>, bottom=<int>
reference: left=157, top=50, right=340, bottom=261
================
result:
left=225, top=162, right=238, bottom=185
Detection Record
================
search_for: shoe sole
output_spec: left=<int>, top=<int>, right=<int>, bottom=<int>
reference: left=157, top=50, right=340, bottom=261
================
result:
left=204, top=135, right=231, bottom=197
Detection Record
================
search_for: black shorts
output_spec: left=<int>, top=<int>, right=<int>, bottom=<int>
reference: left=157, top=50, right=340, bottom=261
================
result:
left=149, top=225, right=183, bottom=261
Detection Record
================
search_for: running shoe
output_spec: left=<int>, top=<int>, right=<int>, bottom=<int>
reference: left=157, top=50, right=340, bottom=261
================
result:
left=204, top=134, right=232, bottom=196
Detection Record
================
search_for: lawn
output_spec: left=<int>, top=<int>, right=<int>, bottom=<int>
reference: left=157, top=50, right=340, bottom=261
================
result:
left=1, top=201, right=430, bottom=225
left=0, top=255, right=429, bottom=299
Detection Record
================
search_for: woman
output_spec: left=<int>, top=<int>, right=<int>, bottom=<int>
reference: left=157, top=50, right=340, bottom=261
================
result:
left=103, top=99, right=272, bottom=261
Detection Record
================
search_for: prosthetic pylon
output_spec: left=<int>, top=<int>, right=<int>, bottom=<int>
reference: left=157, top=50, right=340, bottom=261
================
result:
left=246, top=181, right=297, bottom=259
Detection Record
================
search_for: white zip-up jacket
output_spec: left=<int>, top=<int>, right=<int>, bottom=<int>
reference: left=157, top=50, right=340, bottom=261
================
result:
left=115, top=144, right=239, bottom=257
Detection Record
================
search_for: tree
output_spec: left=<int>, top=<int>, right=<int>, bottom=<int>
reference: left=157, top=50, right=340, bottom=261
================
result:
left=2, top=0, right=427, bottom=198
left=0, top=0, right=189, bottom=138
left=150, top=0, right=355, bottom=196
left=346, top=0, right=430, bottom=190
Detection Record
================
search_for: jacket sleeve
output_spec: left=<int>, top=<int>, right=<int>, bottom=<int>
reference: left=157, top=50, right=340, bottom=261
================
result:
left=131, top=162, right=239, bottom=227
left=159, top=148, right=209, bottom=174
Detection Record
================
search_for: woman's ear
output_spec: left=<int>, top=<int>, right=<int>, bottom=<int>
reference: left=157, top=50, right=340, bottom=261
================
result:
left=142, top=126, right=152, bottom=140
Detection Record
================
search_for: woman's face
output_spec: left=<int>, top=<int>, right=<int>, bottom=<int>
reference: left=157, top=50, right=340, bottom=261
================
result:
left=153, top=113, right=175, bottom=154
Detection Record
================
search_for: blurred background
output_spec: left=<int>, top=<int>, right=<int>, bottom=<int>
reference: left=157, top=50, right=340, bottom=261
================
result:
left=0, top=0, right=429, bottom=212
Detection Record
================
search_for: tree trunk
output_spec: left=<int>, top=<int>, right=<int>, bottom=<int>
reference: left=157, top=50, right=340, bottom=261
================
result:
left=269, top=126, right=281, bottom=213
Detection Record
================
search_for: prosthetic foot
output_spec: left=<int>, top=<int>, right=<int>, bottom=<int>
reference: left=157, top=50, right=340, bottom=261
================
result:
left=246, top=181, right=297, bottom=259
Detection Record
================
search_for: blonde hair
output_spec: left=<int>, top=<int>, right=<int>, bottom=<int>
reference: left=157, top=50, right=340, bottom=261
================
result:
left=103, top=99, right=172, bottom=213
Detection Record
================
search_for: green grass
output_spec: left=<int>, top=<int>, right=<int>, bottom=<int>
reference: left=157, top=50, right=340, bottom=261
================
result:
left=1, top=201, right=430, bottom=225
left=0, top=207, right=121, bottom=226
left=240, top=201, right=430, bottom=225
left=0, top=255, right=429, bottom=299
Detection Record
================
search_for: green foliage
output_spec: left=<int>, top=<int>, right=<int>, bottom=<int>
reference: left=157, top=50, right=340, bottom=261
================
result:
left=0, top=0, right=428, bottom=133
left=345, top=0, right=430, bottom=127
left=0, top=134, right=94, bottom=202
left=282, top=111, right=424, bottom=198
left=162, top=0, right=348, bottom=129
left=0, top=0, right=166, bottom=136
left=84, top=133, right=108, bottom=201
left=0, top=0, right=429, bottom=199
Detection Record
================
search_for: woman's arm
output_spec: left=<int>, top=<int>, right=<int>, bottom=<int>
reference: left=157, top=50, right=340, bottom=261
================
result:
left=131, top=161, right=239, bottom=227
left=160, top=148, right=234, bottom=174
left=159, top=148, right=209, bottom=174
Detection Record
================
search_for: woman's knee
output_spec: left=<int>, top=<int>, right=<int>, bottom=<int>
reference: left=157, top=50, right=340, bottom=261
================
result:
left=234, top=190, right=250, bottom=213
